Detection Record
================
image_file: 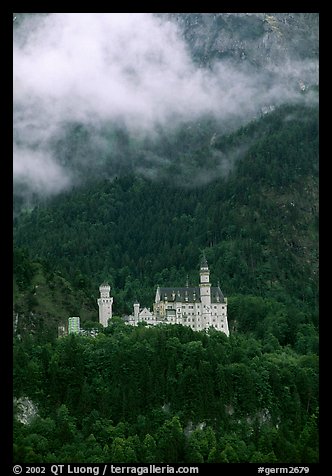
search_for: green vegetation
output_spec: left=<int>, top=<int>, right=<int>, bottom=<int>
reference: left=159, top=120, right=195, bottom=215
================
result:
left=13, top=322, right=318, bottom=463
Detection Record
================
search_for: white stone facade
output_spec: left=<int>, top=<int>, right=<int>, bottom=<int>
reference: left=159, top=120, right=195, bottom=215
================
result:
left=126, top=258, right=229, bottom=336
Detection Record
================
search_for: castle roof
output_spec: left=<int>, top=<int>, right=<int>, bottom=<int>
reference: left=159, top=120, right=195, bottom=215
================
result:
left=158, top=286, right=225, bottom=304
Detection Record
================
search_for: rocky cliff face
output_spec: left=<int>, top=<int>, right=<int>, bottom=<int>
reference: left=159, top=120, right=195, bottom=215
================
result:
left=166, top=13, right=318, bottom=68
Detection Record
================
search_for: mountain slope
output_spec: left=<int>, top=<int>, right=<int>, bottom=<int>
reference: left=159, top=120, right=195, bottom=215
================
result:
left=13, top=13, right=318, bottom=209
left=168, top=13, right=319, bottom=68
left=13, top=104, right=318, bottom=322
left=13, top=248, right=97, bottom=339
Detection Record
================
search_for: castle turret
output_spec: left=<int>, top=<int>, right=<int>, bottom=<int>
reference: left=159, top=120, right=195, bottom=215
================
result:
left=97, top=282, right=113, bottom=327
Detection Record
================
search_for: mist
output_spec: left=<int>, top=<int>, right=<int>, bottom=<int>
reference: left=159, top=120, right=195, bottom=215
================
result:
left=13, top=13, right=318, bottom=197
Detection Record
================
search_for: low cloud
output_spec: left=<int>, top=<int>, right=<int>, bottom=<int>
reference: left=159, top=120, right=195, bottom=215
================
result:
left=13, top=145, right=72, bottom=195
left=13, top=13, right=318, bottom=197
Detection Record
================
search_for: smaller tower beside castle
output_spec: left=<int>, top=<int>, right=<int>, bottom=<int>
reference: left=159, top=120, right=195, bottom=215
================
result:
left=97, top=283, right=113, bottom=327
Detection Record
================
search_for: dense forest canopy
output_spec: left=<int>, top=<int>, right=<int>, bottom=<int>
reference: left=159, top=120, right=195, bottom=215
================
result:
left=13, top=322, right=319, bottom=463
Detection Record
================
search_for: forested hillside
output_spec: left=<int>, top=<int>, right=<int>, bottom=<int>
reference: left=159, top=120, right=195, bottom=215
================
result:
left=13, top=248, right=97, bottom=339
left=14, top=321, right=318, bottom=463
left=14, top=104, right=318, bottom=321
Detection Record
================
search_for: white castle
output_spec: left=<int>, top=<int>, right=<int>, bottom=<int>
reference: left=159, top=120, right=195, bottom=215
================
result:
left=98, top=257, right=229, bottom=336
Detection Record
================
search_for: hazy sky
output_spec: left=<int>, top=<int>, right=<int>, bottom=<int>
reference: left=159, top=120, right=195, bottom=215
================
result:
left=13, top=13, right=318, bottom=196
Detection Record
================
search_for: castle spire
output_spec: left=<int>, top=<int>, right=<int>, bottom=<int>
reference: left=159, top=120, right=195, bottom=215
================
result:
left=155, top=285, right=161, bottom=303
left=200, top=253, right=208, bottom=270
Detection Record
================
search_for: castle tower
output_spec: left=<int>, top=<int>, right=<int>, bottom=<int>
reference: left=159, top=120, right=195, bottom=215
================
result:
left=200, top=255, right=211, bottom=308
left=97, top=283, right=113, bottom=327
